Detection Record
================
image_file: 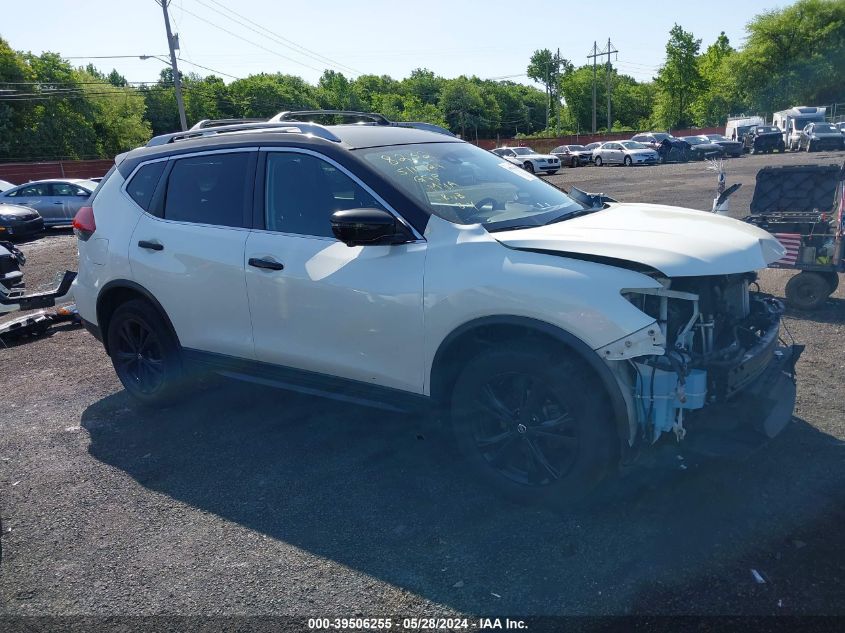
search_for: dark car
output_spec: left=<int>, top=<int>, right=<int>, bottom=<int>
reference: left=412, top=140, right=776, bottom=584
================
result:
left=0, top=203, right=44, bottom=239
left=743, top=125, right=786, bottom=154
left=631, top=132, right=673, bottom=151
left=704, top=134, right=744, bottom=157
left=679, top=136, right=726, bottom=160
left=798, top=122, right=845, bottom=152
left=551, top=144, right=592, bottom=168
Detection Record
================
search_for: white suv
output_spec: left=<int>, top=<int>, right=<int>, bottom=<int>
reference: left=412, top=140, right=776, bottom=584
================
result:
left=73, top=114, right=801, bottom=503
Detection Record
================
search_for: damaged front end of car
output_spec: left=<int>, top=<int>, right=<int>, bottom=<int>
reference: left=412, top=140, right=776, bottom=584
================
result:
left=599, top=273, right=802, bottom=452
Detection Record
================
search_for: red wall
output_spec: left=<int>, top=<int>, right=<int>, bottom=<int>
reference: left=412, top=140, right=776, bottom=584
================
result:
left=0, top=159, right=114, bottom=185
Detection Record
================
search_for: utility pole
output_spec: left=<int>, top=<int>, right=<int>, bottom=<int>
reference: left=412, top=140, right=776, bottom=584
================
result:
left=587, top=42, right=599, bottom=133
left=555, top=47, right=561, bottom=137
left=160, top=0, right=187, bottom=131
left=604, top=38, right=618, bottom=132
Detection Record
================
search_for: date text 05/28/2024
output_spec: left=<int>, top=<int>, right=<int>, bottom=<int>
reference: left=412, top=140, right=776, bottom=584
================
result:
left=307, top=617, right=528, bottom=630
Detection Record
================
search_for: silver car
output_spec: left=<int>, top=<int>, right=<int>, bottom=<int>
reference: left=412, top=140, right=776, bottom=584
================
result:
left=0, top=179, right=97, bottom=227
left=593, top=141, right=659, bottom=166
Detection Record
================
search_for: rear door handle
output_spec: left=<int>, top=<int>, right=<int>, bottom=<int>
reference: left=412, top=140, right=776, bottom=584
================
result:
left=138, top=240, right=164, bottom=251
left=248, top=257, right=284, bottom=271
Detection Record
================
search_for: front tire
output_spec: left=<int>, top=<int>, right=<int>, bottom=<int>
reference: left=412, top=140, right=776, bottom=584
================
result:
left=523, top=161, right=535, bottom=174
left=571, top=157, right=579, bottom=168
left=449, top=344, right=615, bottom=505
left=594, top=156, right=603, bottom=167
left=623, top=155, right=632, bottom=166
left=785, top=271, right=830, bottom=310
left=107, top=299, right=185, bottom=407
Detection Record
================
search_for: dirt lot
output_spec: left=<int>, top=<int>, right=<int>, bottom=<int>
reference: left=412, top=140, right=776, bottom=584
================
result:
left=1, top=150, right=844, bottom=622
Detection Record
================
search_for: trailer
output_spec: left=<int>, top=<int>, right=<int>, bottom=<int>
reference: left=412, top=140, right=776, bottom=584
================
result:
left=772, top=106, right=827, bottom=151
left=743, top=163, right=844, bottom=310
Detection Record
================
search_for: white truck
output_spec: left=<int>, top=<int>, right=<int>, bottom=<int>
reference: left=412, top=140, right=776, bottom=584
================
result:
left=772, top=106, right=827, bottom=151
left=725, top=115, right=764, bottom=143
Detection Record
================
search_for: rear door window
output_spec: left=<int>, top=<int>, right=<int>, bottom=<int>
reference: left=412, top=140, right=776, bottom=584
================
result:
left=126, top=161, right=166, bottom=211
left=163, top=152, right=252, bottom=227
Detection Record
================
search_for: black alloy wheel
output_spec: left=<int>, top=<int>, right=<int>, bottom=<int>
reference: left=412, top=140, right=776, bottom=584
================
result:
left=450, top=345, right=615, bottom=505
left=523, top=161, right=535, bottom=174
left=113, top=316, right=166, bottom=396
left=469, top=371, right=579, bottom=487
left=107, top=299, right=184, bottom=406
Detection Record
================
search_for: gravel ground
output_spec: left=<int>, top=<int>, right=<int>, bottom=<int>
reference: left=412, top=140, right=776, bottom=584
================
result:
left=1, top=151, right=844, bottom=621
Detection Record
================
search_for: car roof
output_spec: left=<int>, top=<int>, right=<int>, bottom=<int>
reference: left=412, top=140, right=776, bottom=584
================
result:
left=9, top=178, right=94, bottom=186
left=121, top=124, right=463, bottom=169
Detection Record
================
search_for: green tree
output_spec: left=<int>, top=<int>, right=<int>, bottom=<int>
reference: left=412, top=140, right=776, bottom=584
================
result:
left=440, top=76, right=485, bottom=138
left=735, top=0, right=845, bottom=112
left=653, top=24, right=702, bottom=128
left=527, top=49, right=571, bottom=129
left=691, top=32, right=744, bottom=126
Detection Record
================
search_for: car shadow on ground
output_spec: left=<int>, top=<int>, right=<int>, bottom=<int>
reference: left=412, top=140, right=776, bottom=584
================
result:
left=81, top=382, right=845, bottom=615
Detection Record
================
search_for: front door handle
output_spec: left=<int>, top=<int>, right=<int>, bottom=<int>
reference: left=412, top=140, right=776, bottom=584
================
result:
left=248, top=257, right=284, bottom=271
left=53, top=201, right=64, bottom=205
left=138, top=240, right=164, bottom=251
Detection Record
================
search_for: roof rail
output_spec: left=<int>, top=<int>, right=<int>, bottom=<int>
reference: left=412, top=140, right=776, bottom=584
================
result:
left=145, top=121, right=342, bottom=147
left=190, top=118, right=266, bottom=130
left=270, top=110, right=391, bottom=125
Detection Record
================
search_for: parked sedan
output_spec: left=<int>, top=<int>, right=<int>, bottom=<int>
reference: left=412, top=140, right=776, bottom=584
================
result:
left=592, top=141, right=659, bottom=166
left=0, top=203, right=44, bottom=238
left=0, top=179, right=97, bottom=227
left=704, top=134, right=744, bottom=157
left=491, top=147, right=560, bottom=174
left=678, top=136, right=726, bottom=160
left=743, top=125, right=785, bottom=154
left=551, top=144, right=592, bottom=168
left=583, top=142, right=601, bottom=162
left=798, top=122, right=845, bottom=152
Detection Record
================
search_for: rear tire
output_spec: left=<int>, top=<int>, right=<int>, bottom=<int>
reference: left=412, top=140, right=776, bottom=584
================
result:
left=785, top=272, right=830, bottom=310
left=449, top=344, right=616, bottom=506
left=594, top=156, right=603, bottom=167
left=107, top=299, right=185, bottom=407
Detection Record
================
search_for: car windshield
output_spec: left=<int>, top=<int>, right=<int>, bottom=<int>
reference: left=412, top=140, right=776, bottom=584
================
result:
left=620, top=141, right=647, bottom=149
left=757, top=126, right=779, bottom=134
left=681, top=137, right=705, bottom=145
left=510, top=147, right=535, bottom=156
left=652, top=133, right=671, bottom=141
left=813, top=123, right=837, bottom=133
left=567, top=145, right=586, bottom=151
left=360, top=142, right=586, bottom=231
left=708, top=134, right=728, bottom=141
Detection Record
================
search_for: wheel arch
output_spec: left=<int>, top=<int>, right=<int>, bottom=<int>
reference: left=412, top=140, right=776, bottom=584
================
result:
left=429, top=315, right=631, bottom=456
left=96, top=279, right=180, bottom=355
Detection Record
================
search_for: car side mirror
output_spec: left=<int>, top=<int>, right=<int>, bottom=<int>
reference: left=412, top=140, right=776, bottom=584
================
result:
left=330, top=208, right=414, bottom=247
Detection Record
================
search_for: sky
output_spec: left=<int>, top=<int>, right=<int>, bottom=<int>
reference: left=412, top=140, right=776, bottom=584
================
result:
left=1, top=0, right=788, bottom=88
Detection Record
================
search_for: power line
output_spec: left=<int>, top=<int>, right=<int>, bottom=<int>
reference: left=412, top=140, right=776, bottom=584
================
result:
left=176, top=5, right=325, bottom=74
left=192, top=0, right=361, bottom=76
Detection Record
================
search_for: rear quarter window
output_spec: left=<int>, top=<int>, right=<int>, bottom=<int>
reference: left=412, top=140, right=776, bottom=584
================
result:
left=126, top=161, right=166, bottom=211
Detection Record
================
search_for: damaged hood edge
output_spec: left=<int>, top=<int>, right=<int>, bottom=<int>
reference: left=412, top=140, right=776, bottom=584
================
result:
left=494, top=202, right=786, bottom=277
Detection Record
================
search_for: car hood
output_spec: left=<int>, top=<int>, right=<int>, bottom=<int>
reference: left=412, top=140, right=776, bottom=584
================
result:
left=520, top=153, right=557, bottom=160
left=493, top=202, right=785, bottom=277
left=0, top=203, right=39, bottom=217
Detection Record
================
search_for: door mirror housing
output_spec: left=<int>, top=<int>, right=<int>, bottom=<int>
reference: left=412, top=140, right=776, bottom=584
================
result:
left=330, top=208, right=414, bottom=247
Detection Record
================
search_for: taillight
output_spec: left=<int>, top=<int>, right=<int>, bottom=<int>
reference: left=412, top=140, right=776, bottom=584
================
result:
left=73, top=206, right=96, bottom=240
